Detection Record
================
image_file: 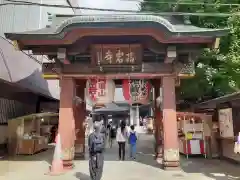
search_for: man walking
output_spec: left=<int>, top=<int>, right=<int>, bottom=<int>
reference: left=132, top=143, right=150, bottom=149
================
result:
left=88, top=121, right=105, bottom=180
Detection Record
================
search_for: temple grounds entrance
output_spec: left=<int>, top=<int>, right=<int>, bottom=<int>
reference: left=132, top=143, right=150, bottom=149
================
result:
left=5, top=14, right=228, bottom=170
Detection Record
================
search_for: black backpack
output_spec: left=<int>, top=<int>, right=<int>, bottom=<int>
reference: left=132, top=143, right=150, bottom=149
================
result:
left=91, top=133, right=104, bottom=154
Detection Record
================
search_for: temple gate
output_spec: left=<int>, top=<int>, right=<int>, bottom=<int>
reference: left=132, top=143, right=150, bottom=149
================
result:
left=5, top=14, right=228, bottom=170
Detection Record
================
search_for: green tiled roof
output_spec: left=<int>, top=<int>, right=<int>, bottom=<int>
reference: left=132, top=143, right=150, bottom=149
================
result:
left=5, top=14, right=229, bottom=40
left=57, top=14, right=226, bottom=33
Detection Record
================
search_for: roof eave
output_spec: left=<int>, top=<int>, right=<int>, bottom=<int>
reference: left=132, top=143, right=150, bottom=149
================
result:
left=4, top=30, right=226, bottom=42
left=193, top=91, right=240, bottom=110
left=177, top=28, right=229, bottom=37
left=4, top=23, right=229, bottom=42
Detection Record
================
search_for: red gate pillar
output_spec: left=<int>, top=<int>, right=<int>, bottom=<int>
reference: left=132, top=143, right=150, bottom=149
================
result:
left=162, top=76, right=179, bottom=169
left=153, top=80, right=163, bottom=163
left=59, top=77, right=76, bottom=169
left=74, top=83, right=86, bottom=159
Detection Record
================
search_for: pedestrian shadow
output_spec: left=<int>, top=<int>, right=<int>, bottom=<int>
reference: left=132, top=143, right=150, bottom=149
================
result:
left=75, top=172, right=91, bottom=180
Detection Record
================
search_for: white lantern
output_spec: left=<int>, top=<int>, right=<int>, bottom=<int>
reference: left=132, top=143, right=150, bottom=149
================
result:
left=156, top=87, right=162, bottom=108
left=156, top=96, right=161, bottom=108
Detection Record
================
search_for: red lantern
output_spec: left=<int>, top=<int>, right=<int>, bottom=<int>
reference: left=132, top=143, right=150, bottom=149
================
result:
left=122, top=79, right=151, bottom=105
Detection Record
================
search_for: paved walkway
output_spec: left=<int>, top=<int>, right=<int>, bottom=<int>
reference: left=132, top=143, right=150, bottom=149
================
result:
left=1, top=134, right=240, bottom=180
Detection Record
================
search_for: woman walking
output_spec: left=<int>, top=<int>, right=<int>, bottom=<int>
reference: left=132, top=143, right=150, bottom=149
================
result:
left=116, top=121, right=128, bottom=160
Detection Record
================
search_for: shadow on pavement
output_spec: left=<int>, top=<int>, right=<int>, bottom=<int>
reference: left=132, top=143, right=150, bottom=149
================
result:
left=6, top=145, right=54, bottom=165
left=75, top=172, right=91, bottom=180
left=180, top=156, right=240, bottom=180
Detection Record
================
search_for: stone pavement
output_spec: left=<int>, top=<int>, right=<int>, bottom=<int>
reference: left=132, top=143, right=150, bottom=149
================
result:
left=1, top=134, right=240, bottom=180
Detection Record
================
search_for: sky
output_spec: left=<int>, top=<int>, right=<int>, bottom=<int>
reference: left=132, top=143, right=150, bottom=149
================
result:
left=79, top=0, right=140, bottom=14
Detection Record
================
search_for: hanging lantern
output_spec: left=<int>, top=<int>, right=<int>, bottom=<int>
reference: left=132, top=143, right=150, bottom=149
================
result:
left=156, top=96, right=161, bottom=108
left=86, top=78, right=115, bottom=106
left=122, top=79, right=151, bottom=105
left=156, top=87, right=162, bottom=108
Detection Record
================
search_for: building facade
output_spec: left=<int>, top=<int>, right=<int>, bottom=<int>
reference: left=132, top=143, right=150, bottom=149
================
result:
left=0, top=0, right=79, bottom=144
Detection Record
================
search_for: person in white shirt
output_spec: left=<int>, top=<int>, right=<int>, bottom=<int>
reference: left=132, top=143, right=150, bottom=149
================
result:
left=116, top=120, right=128, bottom=160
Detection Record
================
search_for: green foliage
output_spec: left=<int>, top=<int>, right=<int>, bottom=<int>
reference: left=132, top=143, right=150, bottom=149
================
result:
left=141, top=0, right=240, bottom=103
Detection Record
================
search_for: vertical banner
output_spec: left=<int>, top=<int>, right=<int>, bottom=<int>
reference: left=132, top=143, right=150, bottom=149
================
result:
left=122, top=79, right=151, bottom=105
left=86, top=79, right=115, bottom=106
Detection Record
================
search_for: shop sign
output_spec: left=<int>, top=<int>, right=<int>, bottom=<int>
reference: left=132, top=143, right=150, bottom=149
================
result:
left=218, top=108, right=234, bottom=138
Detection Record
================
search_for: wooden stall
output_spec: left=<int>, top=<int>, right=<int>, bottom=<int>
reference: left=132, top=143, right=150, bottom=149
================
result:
left=193, top=92, right=240, bottom=163
left=177, top=112, right=212, bottom=158
left=8, top=112, right=58, bottom=156
left=216, top=105, right=240, bottom=162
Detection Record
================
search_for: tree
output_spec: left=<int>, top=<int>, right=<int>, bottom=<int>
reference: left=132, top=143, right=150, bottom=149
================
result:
left=226, top=8, right=240, bottom=88
left=141, top=0, right=240, bottom=104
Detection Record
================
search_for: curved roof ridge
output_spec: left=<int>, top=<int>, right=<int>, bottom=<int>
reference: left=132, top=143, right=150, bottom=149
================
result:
left=4, top=14, right=229, bottom=41
left=57, top=14, right=176, bottom=33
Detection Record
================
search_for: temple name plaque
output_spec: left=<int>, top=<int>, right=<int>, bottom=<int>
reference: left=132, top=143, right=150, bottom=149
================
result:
left=92, top=44, right=142, bottom=65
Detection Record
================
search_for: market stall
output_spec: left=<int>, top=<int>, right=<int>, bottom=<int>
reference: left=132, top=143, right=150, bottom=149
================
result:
left=217, top=107, right=240, bottom=161
left=177, top=112, right=212, bottom=158
left=193, top=92, right=240, bottom=162
left=8, top=112, right=58, bottom=156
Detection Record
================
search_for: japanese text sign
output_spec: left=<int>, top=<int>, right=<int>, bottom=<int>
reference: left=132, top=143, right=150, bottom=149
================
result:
left=92, top=44, right=142, bottom=65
